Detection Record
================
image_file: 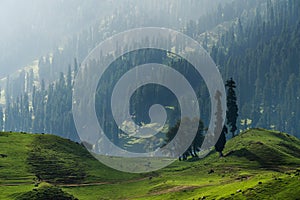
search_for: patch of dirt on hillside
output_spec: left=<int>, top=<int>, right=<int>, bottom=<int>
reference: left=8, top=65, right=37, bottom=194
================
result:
left=150, top=185, right=199, bottom=195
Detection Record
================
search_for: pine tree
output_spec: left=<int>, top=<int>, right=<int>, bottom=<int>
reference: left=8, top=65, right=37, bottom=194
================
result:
left=214, top=90, right=226, bottom=157
left=215, top=126, right=228, bottom=157
left=226, top=78, right=239, bottom=137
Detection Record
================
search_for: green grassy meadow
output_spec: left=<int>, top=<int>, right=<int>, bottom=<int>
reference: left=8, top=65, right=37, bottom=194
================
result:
left=0, top=129, right=300, bottom=199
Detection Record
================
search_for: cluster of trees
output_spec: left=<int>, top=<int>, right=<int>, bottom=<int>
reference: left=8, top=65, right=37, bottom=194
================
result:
left=165, top=118, right=205, bottom=160
left=210, top=0, right=300, bottom=135
left=2, top=62, right=78, bottom=140
left=165, top=78, right=238, bottom=160
left=83, top=48, right=211, bottom=151
left=214, top=78, right=238, bottom=157
left=0, top=0, right=251, bottom=138
left=0, top=0, right=299, bottom=155
left=2, top=48, right=211, bottom=149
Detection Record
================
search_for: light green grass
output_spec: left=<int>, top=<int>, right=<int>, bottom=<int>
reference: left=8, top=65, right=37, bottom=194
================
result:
left=0, top=185, right=34, bottom=200
left=0, top=132, right=35, bottom=185
left=0, top=129, right=300, bottom=199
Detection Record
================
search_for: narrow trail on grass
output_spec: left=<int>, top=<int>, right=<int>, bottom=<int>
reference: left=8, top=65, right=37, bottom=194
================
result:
left=0, top=183, right=32, bottom=186
left=59, top=177, right=149, bottom=187
left=0, top=177, right=150, bottom=187
left=151, top=185, right=200, bottom=195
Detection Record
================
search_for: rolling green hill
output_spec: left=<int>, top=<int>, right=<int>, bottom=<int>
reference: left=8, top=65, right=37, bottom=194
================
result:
left=0, top=129, right=300, bottom=199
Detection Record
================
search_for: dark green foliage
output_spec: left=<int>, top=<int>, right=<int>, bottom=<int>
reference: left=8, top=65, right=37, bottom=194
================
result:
left=211, top=0, right=300, bottom=137
left=91, top=48, right=210, bottom=151
left=214, top=126, right=228, bottom=157
left=2, top=0, right=300, bottom=142
left=213, top=89, right=227, bottom=157
left=17, top=184, right=78, bottom=200
left=214, top=90, right=224, bottom=134
left=226, top=78, right=238, bottom=137
left=165, top=118, right=205, bottom=160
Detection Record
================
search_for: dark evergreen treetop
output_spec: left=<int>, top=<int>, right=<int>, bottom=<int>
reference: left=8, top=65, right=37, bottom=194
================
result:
left=226, top=78, right=239, bottom=138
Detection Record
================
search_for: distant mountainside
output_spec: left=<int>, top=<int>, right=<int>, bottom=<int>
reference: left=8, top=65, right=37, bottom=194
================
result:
left=0, top=0, right=299, bottom=143
left=208, top=0, right=300, bottom=136
left=0, top=0, right=271, bottom=142
left=0, top=128, right=300, bottom=199
left=0, top=0, right=228, bottom=78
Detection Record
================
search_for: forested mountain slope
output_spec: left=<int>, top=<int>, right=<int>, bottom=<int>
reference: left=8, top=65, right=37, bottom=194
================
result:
left=0, top=0, right=299, bottom=141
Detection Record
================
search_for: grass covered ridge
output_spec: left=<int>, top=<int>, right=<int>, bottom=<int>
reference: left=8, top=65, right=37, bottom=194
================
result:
left=0, top=128, right=299, bottom=199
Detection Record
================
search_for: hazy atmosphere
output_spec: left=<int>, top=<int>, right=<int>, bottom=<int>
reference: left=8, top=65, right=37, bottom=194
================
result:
left=0, top=0, right=224, bottom=77
left=0, top=0, right=299, bottom=199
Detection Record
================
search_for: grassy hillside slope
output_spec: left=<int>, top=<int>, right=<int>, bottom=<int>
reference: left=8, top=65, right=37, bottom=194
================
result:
left=0, top=129, right=300, bottom=199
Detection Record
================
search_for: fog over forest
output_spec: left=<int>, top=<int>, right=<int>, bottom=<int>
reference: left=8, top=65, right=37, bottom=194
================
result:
left=0, top=0, right=227, bottom=77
